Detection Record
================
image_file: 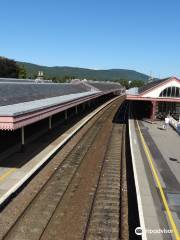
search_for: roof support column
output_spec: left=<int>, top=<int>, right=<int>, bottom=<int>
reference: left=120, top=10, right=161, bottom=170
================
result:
left=75, top=105, right=78, bottom=114
left=49, top=116, right=52, bottom=130
left=21, top=127, right=25, bottom=152
left=83, top=102, right=85, bottom=111
left=150, top=101, right=157, bottom=121
left=65, top=110, right=68, bottom=121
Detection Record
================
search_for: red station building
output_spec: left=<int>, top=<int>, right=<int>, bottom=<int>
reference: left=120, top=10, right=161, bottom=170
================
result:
left=126, top=77, right=180, bottom=120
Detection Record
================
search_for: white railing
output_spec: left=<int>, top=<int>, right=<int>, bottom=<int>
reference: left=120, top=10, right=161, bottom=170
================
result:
left=169, top=116, right=180, bottom=134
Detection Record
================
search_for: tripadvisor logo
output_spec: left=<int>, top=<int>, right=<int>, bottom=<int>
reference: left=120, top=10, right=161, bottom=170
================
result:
left=135, top=227, right=143, bottom=235
left=135, top=227, right=173, bottom=235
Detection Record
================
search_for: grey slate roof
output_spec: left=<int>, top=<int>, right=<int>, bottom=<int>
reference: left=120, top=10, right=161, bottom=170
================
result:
left=138, top=78, right=170, bottom=94
left=0, top=91, right=99, bottom=116
left=0, top=79, right=122, bottom=117
left=0, top=78, right=52, bottom=83
left=0, top=82, right=88, bottom=106
left=87, top=81, right=121, bottom=92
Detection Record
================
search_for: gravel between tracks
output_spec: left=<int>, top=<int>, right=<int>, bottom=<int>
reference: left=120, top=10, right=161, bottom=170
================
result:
left=85, top=124, right=123, bottom=240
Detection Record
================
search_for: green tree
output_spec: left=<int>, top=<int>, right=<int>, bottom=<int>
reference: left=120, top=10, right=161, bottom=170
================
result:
left=18, top=65, right=27, bottom=79
left=114, top=79, right=129, bottom=89
left=0, top=56, right=19, bottom=78
left=130, top=80, right=144, bottom=88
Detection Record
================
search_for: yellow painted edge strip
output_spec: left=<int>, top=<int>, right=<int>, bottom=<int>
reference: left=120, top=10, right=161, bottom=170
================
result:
left=0, top=168, right=16, bottom=182
left=136, top=120, right=180, bottom=240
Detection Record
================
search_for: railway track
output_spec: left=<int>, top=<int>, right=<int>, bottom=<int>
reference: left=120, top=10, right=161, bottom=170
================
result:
left=84, top=124, right=123, bottom=240
left=2, top=98, right=129, bottom=240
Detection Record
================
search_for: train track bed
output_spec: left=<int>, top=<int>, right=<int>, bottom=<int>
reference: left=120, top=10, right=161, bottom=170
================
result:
left=84, top=124, right=123, bottom=240
left=0, top=98, right=129, bottom=240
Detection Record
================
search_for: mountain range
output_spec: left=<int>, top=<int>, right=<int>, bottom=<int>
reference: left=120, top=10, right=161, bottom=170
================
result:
left=17, top=61, right=149, bottom=81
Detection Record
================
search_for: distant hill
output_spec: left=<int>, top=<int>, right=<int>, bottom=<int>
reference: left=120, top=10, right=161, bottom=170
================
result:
left=17, top=61, right=149, bottom=81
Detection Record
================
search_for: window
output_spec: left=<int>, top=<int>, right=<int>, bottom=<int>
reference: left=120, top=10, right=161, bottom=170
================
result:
left=159, top=87, right=180, bottom=98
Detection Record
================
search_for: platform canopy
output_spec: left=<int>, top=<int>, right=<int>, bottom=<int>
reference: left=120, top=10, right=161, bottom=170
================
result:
left=0, top=79, right=122, bottom=130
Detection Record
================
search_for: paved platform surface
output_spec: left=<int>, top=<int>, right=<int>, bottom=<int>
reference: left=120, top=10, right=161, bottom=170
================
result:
left=129, top=118, right=164, bottom=240
left=140, top=120, right=180, bottom=239
left=141, top=120, right=180, bottom=186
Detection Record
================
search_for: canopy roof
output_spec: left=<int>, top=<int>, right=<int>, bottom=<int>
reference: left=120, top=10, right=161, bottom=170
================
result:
left=0, top=79, right=122, bottom=130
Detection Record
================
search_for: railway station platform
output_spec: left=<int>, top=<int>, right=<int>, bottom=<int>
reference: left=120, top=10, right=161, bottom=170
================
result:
left=129, top=116, right=180, bottom=240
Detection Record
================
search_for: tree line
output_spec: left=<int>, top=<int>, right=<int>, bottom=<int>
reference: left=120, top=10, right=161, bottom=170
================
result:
left=0, top=56, right=27, bottom=78
left=0, top=56, right=145, bottom=88
left=113, top=79, right=144, bottom=89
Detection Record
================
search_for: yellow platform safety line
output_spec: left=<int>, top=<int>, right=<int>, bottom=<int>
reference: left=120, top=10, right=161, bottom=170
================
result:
left=136, top=120, right=180, bottom=240
left=0, top=168, right=16, bottom=183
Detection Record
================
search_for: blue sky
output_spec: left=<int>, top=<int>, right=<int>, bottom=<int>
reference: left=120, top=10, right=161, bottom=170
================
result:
left=0, top=0, right=180, bottom=77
